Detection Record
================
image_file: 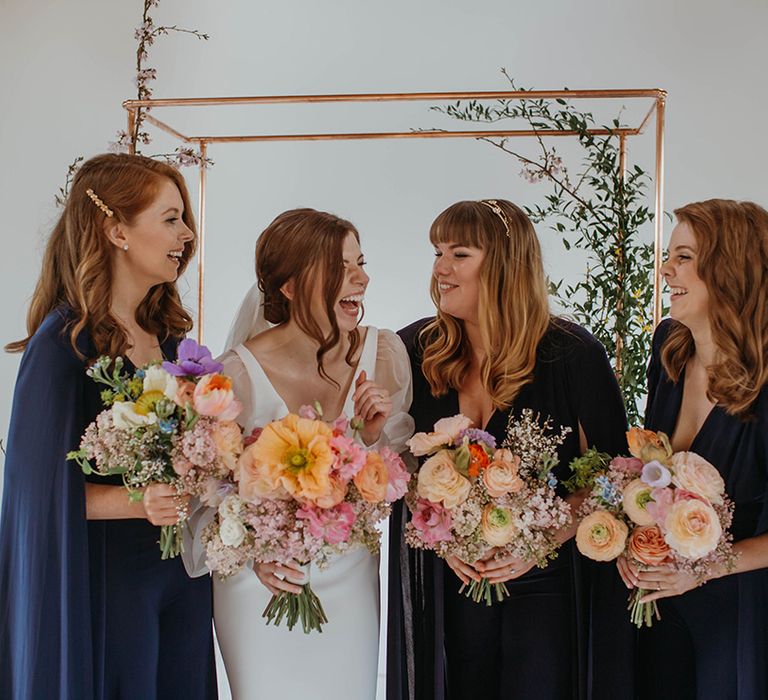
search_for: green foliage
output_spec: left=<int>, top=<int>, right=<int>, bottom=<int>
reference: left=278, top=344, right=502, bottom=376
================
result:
left=433, top=71, right=663, bottom=423
left=563, top=447, right=612, bottom=492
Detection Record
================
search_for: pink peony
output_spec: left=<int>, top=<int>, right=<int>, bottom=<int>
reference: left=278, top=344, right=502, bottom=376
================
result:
left=330, top=434, right=367, bottom=481
left=381, top=447, right=410, bottom=502
left=193, top=374, right=242, bottom=420
left=296, top=502, right=356, bottom=545
left=411, top=498, right=453, bottom=545
left=610, top=456, right=644, bottom=474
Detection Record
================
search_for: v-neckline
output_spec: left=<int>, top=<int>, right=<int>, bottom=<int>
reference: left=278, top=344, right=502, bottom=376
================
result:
left=450, top=388, right=501, bottom=433
left=667, top=365, right=718, bottom=452
left=238, top=327, right=373, bottom=421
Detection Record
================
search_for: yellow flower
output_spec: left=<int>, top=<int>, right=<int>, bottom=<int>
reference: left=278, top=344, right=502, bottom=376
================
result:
left=134, top=390, right=165, bottom=416
left=244, top=413, right=334, bottom=503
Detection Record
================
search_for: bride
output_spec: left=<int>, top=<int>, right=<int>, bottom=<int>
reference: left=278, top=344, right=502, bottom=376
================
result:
left=191, top=208, right=413, bottom=699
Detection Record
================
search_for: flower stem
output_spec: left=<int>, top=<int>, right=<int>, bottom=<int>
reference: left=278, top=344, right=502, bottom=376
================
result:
left=459, top=578, right=510, bottom=606
left=628, top=587, right=661, bottom=628
left=262, top=584, right=328, bottom=634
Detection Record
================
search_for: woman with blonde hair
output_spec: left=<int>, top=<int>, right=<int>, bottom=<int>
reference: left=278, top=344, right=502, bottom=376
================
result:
left=0, top=153, right=215, bottom=700
left=617, top=199, right=768, bottom=699
left=389, top=199, right=628, bottom=699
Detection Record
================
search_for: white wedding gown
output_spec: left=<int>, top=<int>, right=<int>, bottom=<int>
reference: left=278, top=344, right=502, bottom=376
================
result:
left=189, top=327, right=413, bottom=700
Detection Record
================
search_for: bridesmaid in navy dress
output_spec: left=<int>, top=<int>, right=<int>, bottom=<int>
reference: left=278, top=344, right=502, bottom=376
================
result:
left=0, top=154, right=215, bottom=699
left=388, top=200, right=628, bottom=700
left=617, top=199, right=768, bottom=700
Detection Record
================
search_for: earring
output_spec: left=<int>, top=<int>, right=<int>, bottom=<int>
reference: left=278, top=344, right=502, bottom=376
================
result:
left=122, top=244, right=129, bottom=251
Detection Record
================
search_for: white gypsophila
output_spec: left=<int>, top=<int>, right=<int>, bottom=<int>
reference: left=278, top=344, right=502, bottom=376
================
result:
left=219, top=517, right=246, bottom=547
left=218, top=494, right=243, bottom=520
left=142, top=365, right=178, bottom=400
left=111, top=401, right=157, bottom=429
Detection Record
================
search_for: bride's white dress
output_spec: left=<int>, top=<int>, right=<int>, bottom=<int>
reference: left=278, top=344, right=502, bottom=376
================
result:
left=202, top=327, right=413, bottom=700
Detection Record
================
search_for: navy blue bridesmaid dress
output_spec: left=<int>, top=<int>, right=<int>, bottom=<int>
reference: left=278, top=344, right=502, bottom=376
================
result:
left=388, top=317, right=629, bottom=700
left=639, top=319, right=768, bottom=700
left=0, top=308, right=216, bottom=700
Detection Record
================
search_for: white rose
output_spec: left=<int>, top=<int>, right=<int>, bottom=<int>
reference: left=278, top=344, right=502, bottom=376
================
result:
left=219, top=517, right=246, bottom=547
left=218, top=494, right=243, bottom=520
left=143, top=365, right=178, bottom=400
left=111, top=401, right=157, bottom=429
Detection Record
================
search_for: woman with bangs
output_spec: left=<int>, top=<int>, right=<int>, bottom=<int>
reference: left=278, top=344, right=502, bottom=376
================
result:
left=616, top=199, right=768, bottom=700
left=0, top=153, right=216, bottom=699
left=195, top=208, right=414, bottom=699
left=388, top=199, right=628, bottom=700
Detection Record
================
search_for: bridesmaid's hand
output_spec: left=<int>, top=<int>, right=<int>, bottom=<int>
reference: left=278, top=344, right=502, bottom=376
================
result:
left=253, top=561, right=305, bottom=595
left=475, top=548, right=535, bottom=583
left=352, top=371, right=392, bottom=446
left=445, top=555, right=482, bottom=586
left=635, top=565, right=701, bottom=603
left=616, top=555, right=637, bottom=589
left=143, top=484, right=188, bottom=526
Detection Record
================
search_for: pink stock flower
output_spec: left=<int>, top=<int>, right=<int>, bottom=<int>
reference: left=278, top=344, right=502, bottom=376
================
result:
left=332, top=415, right=350, bottom=435
left=610, top=456, right=644, bottom=474
left=411, top=498, right=453, bottom=545
left=297, top=502, right=356, bottom=545
left=193, top=374, right=242, bottom=420
left=381, top=447, right=410, bottom=502
left=330, top=434, right=367, bottom=480
left=645, top=487, right=674, bottom=527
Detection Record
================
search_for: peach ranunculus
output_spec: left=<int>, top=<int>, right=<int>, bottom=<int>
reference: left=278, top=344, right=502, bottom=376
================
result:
left=407, top=414, right=473, bottom=456
left=576, top=510, right=628, bottom=561
left=239, top=414, right=334, bottom=504
left=417, top=450, right=472, bottom=508
left=193, top=374, right=242, bottom=420
left=627, top=525, right=671, bottom=565
left=481, top=504, right=517, bottom=547
left=212, top=420, right=244, bottom=472
left=354, top=451, right=389, bottom=503
left=663, top=499, right=722, bottom=559
left=626, top=427, right=673, bottom=465
left=482, top=449, right=524, bottom=497
left=671, top=452, right=725, bottom=505
left=174, top=380, right=197, bottom=408
left=622, top=479, right=657, bottom=526
left=313, top=476, right=348, bottom=509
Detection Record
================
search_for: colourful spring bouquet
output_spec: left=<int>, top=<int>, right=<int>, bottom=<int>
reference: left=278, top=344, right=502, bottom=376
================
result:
left=68, top=339, right=243, bottom=559
left=573, top=427, right=737, bottom=627
left=404, top=410, right=573, bottom=605
left=202, top=404, right=410, bottom=634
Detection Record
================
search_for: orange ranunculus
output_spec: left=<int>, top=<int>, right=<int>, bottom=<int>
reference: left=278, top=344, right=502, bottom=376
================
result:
left=240, top=413, right=334, bottom=503
left=467, top=443, right=491, bottom=478
left=576, top=510, right=628, bottom=562
left=627, top=525, right=671, bottom=565
left=354, top=451, right=389, bottom=503
left=626, top=427, right=673, bottom=465
left=664, top=499, right=721, bottom=559
left=482, top=449, right=524, bottom=497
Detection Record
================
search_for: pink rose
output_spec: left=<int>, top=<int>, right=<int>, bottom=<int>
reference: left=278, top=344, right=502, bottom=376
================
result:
left=671, top=452, right=725, bottom=505
left=610, top=456, right=644, bottom=474
left=407, top=414, right=473, bottom=456
left=381, top=447, right=411, bottom=502
left=482, top=449, right=523, bottom=497
left=297, top=502, right=356, bottom=545
left=193, top=374, right=242, bottom=420
left=411, top=498, right=453, bottom=545
left=664, top=499, right=722, bottom=559
left=417, top=450, right=471, bottom=508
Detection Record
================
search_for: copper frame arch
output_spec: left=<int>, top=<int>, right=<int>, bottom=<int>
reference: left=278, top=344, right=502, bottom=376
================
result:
left=123, top=88, right=667, bottom=343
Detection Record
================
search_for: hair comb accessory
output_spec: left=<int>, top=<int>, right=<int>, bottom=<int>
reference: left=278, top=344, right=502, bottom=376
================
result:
left=85, top=188, right=114, bottom=218
left=479, top=199, right=510, bottom=238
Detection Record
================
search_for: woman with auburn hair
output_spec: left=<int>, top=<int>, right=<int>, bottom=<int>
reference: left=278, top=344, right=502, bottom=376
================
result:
left=388, top=199, right=628, bottom=700
left=0, top=153, right=215, bottom=700
left=188, top=208, right=413, bottom=699
left=617, top=199, right=768, bottom=699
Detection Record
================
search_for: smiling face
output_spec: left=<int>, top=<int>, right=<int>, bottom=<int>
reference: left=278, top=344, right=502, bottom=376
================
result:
left=432, top=241, right=485, bottom=323
left=116, top=178, right=194, bottom=287
left=661, top=221, right=710, bottom=330
left=330, top=231, right=369, bottom=333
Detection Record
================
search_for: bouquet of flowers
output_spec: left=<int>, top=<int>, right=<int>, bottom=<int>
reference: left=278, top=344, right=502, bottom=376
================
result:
left=573, top=427, right=737, bottom=627
left=404, top=410, right=573, bottom=605
left=202, top=405, right=410, bottom=634
left=68, top=339, right=243, bottom=558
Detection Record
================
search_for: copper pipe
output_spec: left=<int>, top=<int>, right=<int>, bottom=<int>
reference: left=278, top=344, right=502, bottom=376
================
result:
left=196, top=141, right=207, bottom=344
left=653, top=95, right=666, bottom=328
left=615, top=133, right=628, bottom=376
left=127, top=109, right=136, bottom=155
left=636, top=101, right=658, bottom=135
left=142, top=113, right=192, bottom=143
left=122, top=88, right=665, bottom=109
left=183, top=127, right=638, bottom=144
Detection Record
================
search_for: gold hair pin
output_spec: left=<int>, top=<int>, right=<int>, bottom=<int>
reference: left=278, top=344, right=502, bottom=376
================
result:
left=479, top=199, right=510, bottom=238
left=85, top=188, right=114, bottom=218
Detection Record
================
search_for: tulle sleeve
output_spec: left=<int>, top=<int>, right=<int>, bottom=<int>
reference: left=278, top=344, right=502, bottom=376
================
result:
left=182, top=348, right=251, bottom=578
left=374, top=329, right=415, bottom=455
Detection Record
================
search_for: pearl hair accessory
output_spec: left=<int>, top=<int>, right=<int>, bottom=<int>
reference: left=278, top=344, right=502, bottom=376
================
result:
left=85, top=188, right=114, bottom=218
left=479, top=199, right=510, bottom=238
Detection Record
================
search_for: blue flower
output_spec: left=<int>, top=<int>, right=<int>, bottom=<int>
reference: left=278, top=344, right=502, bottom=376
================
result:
left=158, top=418, right=178, bottom=435
left=135, top=368, right=146, bottom=379
left=595, top=475, right=622, bottom=506
left=547, top=472, right=558, bottom=488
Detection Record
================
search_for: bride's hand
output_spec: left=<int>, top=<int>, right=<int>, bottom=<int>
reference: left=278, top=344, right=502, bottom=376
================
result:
left=352, top=370, right=392, bottom=445
left=253, top=561, right=305, bottom=595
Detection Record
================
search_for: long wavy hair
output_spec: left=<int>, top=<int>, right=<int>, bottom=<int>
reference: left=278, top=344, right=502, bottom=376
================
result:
left=661, top=199, right=768, bottom=417
left=419, top=199, right=551, bottom=409
left=255, top=208, right=362, bottom=384
left=6, top=153, right=197, bottom=357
